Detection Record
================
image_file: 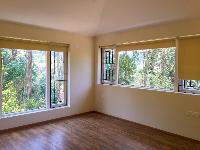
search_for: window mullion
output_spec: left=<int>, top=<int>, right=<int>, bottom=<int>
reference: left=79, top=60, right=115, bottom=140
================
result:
left=46, top=51, right=51, bottom=109
left=175, top=38, right=179, bottom=92
left=0, top=51, right=2, bottom=116
left=64, top=51, right=68, bottom=106
left=114, top=51, right=119, bottom=85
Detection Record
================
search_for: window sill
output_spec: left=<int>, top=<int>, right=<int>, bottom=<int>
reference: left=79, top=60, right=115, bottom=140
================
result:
left=1, top=105, right=70, bottom=119
left=99, top=84, right=200, bottom=96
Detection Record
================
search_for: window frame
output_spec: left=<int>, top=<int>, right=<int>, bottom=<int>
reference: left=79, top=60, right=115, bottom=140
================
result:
left=0, top=47, right=69, bottom=116
left=100, top=41, right=200, bottom=95
left=49, top=50, right=68, bottom=108
left=101, top=48, right=116, bottom=85
left=179, top=80, right=200, bottom=94
left=101, top=47, right=176, bottom=90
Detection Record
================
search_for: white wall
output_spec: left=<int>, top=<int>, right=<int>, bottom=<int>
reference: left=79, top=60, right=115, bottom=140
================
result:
left=95, top=19, right=200, bottom=141
left=0, top=20, right=95, bottom=130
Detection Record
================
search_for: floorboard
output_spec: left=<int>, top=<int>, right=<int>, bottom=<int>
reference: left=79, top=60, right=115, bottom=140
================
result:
left=0, top=112, right=199, bottom=150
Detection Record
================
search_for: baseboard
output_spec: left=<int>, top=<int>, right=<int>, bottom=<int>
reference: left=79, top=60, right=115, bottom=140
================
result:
left=0, top=111, right=95, bottom=134
left=94, top=111, right=200, bottom=143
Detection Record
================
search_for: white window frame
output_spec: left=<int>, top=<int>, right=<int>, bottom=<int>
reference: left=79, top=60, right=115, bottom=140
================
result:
left=50, top=50, right=68, bottom=108
left=101, top=47, right=177, bottom=91
left=179, top=80, right=200, bottom=94
left=0, top=49, right=68, bottom=116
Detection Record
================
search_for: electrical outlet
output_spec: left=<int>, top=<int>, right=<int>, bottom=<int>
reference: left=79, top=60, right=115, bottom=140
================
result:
left=186, top=111, right=200, bottom=118
left=185, top=111, right=193, bottom=117
left=193, top=112, right=200, bottom=118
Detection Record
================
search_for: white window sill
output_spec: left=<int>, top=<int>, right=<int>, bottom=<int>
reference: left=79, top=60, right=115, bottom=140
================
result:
left=99, top=83, right=200, bottom=96
left=1, top=105, right=70, bottom=119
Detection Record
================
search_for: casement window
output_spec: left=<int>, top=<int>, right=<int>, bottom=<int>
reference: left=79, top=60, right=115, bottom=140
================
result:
left=101, top=48, right=116, bottom=84
left=50, top=51, right=68, bottom=107
left=179, top=80, right=200, bottom=94
left=101, top=39, right=176, bottom=90
left=0, top=37, right=68, bottom=115
left=100, top=36, right=200, bottom=94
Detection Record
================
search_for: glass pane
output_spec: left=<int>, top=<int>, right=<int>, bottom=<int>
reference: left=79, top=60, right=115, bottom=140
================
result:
left=1, top=48, right=47, bottom=114
left=51, top=51, right=66, bottom=107
left=184, top=80, right=200, bottom=90
left=102, top=48, right=115, bottom=83
left=118, top=47, right=175, bottom=90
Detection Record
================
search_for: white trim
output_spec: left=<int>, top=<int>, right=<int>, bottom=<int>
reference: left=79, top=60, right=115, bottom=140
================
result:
left=182, top=88, right=200, bottom=94
left=0, top=50, right=2, bottom=116
left=99, top=84, right=200, bottom=96
left=0, top=106, right=70, bottom=119
left=64, top=51, right=68, bottom=106
left=46, top=51, right=51, bottom=109
left=67, top=49, right=70, bottom=107
left=50, top=50, right=68, bottom=107
left=114, top=51, right=119, bottom=84
left=174, top=38, right=179, bottom=92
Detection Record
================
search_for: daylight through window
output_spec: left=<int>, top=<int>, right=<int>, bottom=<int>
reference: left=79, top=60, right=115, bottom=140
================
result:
left=101, top=47, right=176, bottom=90
left=0, top=40, right=68, bottom=115
left=118, top=47, right=176, bottom=90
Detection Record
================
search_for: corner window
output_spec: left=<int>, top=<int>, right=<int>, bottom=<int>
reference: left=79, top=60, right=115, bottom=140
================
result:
left=100, top=37, right=200, bottom=95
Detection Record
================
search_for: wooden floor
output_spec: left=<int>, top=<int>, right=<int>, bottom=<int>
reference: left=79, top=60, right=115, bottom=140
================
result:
left=0, top=112, right=199, bottom=150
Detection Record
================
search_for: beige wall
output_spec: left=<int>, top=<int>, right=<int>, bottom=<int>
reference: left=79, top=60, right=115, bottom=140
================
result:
left=95, top=19, right=200, bottom=141
left=0, top=20, right=94, bottom=130
left=1, top=18, right=200, bottom=141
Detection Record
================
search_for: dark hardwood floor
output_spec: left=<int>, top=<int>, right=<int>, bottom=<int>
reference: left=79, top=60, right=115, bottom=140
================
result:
left=0, top=112, right=199, bottom=150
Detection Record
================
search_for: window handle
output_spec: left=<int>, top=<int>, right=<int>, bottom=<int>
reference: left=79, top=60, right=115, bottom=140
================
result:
left=55, top=80, right=67, bottom=81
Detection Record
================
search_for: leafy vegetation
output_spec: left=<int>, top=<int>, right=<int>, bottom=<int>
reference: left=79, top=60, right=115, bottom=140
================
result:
left=0, top=49, right=46, bottom=114
left=118, top=47, right=176, bottom=90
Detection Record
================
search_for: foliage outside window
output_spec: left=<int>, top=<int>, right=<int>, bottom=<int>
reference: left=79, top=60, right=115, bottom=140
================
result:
left=118, top=47, right=176, bottom=90
left=179, top=80, right=200, bottom=94
left=101, top=48, right=116, bottom=84
left=51, top=51, right=67, bottom=107
left=101, top=47, right=176, bottom=90
left=0, top=48, right=67, bottom=115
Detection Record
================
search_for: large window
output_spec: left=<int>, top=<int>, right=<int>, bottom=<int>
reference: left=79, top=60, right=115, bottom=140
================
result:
left=118, top=48, right=175, bottom=90
left=101, top=46, right=176, bottom=90
left=0, top=40, right=68, bottom=115
left=179, top=80, right=200, bottom=94
left=101, top=35, right=200, bottom=94
left=1, top=49, right=47, bottom=114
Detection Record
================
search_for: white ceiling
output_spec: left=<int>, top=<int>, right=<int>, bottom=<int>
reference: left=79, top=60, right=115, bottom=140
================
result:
left=0, top=0, right=200, bottom=36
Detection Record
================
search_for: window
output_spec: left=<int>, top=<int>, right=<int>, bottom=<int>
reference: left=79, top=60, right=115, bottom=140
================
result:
left=178, top=36, right=200, bottom=94
left=101, top=36, right=200, bottom=94
left=0, top=38, right=68, bottom=115
left=1, top=49, right=47, bottom=114
left=51, top=51, right=67, bottom=107
left=118, top=47, right=175, bottom=90
left=101, top=48, right=116, bottom=84
left=101, top=44, right=176, bottom=90
left=179, top=80, right=200, bottom=94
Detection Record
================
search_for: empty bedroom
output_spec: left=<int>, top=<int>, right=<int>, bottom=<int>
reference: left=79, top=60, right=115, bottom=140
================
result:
left=0, top=0, right=200, bottom=149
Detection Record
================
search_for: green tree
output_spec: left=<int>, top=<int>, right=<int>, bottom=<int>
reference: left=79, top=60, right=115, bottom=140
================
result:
left=118, top=51, right=138, bottom=85
left=118, top=47, right=175, bottom=90
left=1, top=48, right=46, bottom=114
